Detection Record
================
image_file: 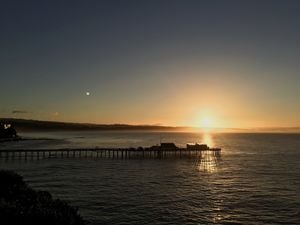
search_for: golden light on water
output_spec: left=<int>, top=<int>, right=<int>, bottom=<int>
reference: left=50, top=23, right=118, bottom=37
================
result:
left=202, top=133, right=214, bottom=147
left=198, top=133, right=220, bottom=173
left=198, top=151, right=220, bottom=173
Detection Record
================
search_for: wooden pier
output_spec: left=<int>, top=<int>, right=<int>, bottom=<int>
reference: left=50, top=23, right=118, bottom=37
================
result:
left=0, top=147, right=221, bottom=160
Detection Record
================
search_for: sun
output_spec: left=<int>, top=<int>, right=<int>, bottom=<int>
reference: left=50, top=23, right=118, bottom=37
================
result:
left=200, top=116, right=213, bottom=128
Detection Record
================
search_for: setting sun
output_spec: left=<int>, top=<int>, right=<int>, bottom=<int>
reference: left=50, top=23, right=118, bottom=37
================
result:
left=1, top=1, right=300, bottom=224
left=200, top=116, right=214, bottom=128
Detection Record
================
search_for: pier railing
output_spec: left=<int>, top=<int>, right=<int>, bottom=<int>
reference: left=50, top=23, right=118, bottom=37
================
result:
left=0, top=147, right=221, bottom=160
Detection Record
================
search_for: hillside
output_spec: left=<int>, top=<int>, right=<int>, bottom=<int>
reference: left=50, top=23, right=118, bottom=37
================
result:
left=0, top=118, right=183, bottom=132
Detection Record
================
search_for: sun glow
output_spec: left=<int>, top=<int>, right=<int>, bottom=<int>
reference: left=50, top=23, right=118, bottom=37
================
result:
left=200, top=116, right=214, bottom=128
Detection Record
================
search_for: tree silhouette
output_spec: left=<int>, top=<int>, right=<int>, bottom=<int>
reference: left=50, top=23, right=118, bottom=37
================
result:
left=0, top=123, right=17, bottom=138
left=0, top=170, right=85, bottom=225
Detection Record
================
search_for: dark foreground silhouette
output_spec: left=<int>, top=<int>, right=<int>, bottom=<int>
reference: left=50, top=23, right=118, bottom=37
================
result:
left=0, top=170, right=85, bottom=225
left=0, top=123, right=17, bottom=139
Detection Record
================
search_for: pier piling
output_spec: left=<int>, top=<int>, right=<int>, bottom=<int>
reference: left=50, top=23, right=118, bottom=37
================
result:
left=0, top=147, right=221, bottom=161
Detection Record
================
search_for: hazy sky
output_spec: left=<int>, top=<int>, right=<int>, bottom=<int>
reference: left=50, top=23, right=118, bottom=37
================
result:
left=1, top=0, right=300, bottom=127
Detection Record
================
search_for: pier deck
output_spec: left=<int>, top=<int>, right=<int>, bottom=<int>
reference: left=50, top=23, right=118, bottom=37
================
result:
left=0, top=147, right=221, bottom=160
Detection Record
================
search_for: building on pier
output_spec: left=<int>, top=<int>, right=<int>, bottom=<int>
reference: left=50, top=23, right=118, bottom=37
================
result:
left=160, top=143, right=178, bottom=150
left=186, top=143, right=209, bottom=150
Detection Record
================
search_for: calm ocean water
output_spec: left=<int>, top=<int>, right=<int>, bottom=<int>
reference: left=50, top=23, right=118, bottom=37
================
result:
left=0, top=131, right=299, bottom=224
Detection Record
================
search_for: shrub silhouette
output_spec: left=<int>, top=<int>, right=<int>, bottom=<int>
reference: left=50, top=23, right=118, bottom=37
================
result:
left=0, top=123, right=17, bottom=139
left=0, top=170, right=85, bottom=225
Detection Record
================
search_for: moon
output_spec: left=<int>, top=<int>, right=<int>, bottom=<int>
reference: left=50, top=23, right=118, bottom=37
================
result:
left=86, top=91, right=90, bottom=96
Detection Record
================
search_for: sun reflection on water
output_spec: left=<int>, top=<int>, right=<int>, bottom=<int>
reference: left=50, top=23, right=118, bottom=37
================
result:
left=198, top=132, right=221, bottom=173
left=198, top=151, right=219, bottom=172
left=201, top=133, right=214, bottom=147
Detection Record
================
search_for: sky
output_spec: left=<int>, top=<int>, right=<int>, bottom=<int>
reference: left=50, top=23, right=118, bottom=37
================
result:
left=1, top=0, right=300, bottom=128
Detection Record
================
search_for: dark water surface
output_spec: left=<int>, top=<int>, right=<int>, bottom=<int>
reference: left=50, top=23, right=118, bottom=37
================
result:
left=1, top=132, right=299, bottom=224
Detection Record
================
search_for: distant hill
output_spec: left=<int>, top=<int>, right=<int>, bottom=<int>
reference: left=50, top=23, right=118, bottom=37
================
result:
left=1, top=118, right=299, bottom=133
left=0, top=118, right=185, bottom=132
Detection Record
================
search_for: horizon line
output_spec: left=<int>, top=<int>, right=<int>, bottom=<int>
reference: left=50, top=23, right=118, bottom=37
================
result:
left=1, top=117, right=300, bottom=131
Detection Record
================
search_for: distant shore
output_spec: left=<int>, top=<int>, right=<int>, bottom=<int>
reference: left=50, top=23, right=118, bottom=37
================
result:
left=1, top=118, right=300, bottom=133
left=0, top=118, right=184, bottom=132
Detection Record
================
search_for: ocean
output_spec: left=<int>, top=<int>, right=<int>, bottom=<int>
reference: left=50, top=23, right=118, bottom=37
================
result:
left=0, top=131, right=299, bottom=224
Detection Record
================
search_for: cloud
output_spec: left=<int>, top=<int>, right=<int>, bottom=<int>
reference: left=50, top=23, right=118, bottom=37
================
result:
left=12, top=110, right=28, bottom=114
